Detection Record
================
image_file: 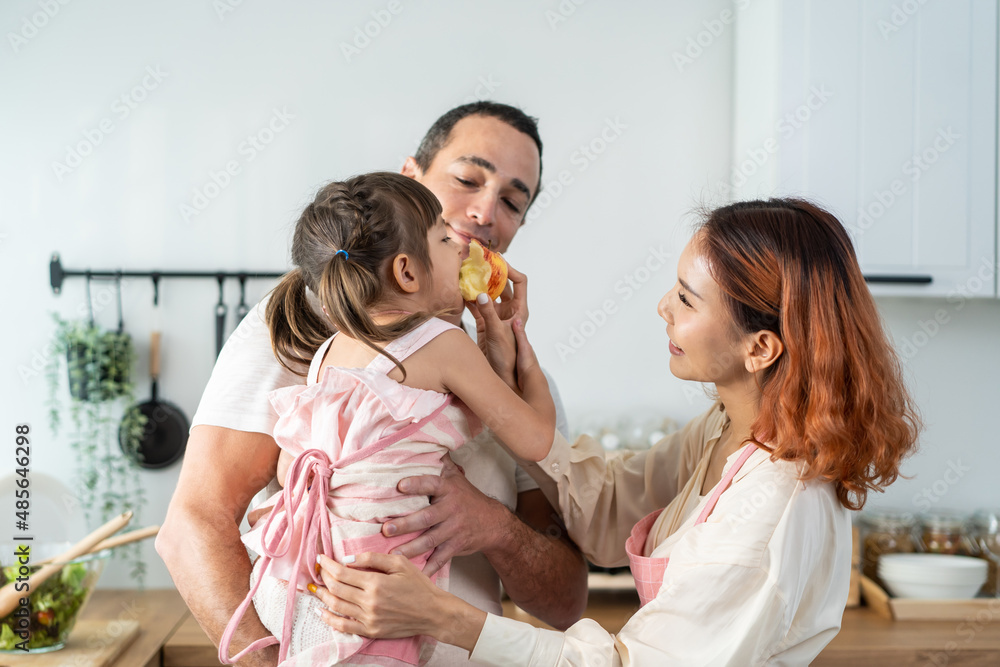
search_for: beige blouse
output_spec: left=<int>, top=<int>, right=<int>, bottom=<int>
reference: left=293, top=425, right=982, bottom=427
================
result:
left=470, top=403, right=853, bottom=666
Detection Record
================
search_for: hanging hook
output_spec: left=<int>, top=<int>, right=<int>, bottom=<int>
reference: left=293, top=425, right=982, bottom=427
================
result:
left=85, top=271, right=94, bottom=327
left=236, top=274, right=249, bottom=321
left=115, top=271, right=124, bottom=333
left=152, top=273, right=161, bottom=306
left=215, top=274, right=228, bottom=358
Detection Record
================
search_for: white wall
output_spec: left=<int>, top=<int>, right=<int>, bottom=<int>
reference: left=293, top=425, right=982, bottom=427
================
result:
left=0, top=0, right=996, bottom=590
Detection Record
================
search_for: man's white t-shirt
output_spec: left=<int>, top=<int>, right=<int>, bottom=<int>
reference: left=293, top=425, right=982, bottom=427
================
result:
left=192, top=298, right=569, bottom=666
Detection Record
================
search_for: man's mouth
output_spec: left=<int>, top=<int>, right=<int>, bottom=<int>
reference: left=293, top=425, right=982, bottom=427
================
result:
left=448, top=224, right=490, bottom=249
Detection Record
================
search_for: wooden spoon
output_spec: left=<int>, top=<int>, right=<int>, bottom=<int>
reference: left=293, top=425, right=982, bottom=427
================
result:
left=31, top=525, right=159, bottom=567
left=0, top=510, right=132, bottom=617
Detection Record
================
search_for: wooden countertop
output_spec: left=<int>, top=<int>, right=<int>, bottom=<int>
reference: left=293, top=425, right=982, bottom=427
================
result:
left=35, top=588, right=997, bottom=666
left=0, top=589, right=189, bottom=667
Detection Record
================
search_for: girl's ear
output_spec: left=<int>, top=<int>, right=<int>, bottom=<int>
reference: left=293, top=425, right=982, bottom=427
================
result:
left=391, top=252, right=421, bottom=294
left=745, top=330, right=784, bottom=374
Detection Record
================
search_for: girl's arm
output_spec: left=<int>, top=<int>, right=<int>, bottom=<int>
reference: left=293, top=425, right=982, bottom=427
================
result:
left=433, top=322, right=555, bottom=462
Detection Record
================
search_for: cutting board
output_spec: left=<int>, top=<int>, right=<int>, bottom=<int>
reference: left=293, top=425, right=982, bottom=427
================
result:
left=0, top=619, right=139, bottom=667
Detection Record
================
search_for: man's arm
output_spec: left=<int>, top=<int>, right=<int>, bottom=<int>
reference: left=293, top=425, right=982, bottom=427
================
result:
left=387, top=462, right=589, bottom=631
left=491, top=488, right=589, bottom=629
left=156, top=426, right=281, bottom=667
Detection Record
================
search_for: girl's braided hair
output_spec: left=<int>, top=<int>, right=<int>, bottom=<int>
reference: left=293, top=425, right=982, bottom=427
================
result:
left=267, top=172, right=445, bottom=379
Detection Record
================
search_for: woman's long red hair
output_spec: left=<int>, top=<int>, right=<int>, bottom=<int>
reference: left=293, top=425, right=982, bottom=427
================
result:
left=698, top=199, right=920, bottom=510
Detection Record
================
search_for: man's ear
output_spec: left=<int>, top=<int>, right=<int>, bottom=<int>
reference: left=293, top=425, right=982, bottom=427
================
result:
left=745, top=330, right=784, bottom=375
left=401, top=157, right=422, bottom=180
left=391, top=253, right=421, bottom=294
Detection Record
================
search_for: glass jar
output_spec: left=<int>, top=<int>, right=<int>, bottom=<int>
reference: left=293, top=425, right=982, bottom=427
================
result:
left=861, top=510, right=916, bottom=584
left=970, top=509, right=1000, bottom=597
left=917, top=510, right=975, bottom=556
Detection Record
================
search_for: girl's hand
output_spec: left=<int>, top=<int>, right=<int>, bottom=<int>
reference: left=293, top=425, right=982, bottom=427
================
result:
left=467, top=293, right=517, bottom=391
left=512, top=317, right=542, bottom=393
left=495, top=264, right=529, bottom=324
left=311, top=553, right=486, bottom=650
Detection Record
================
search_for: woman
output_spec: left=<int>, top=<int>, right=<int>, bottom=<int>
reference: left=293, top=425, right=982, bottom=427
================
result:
left=307, top=198, right=920, bottom=665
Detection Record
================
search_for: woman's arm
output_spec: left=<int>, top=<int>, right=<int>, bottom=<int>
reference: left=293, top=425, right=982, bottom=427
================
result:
left=432, top=324, right=556, bottom=462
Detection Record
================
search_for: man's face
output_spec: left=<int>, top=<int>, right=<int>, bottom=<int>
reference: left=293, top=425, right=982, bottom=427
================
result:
left=402, top=114, right=540, bottom=257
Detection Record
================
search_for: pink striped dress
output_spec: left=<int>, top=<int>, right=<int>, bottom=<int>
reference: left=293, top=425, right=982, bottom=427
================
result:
left=219, top=317, right=482, bottom=667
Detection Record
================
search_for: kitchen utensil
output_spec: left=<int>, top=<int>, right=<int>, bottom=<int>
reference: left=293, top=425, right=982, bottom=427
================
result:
left=0, top=511, right=131, bottom=618
left=114, top=272, right=124, bottom=332
left=31, top=525, right=160, bottom=567
left=119, top=326, right=189, bottom=468
left=85, top=272, right=94, bottom=326
left=236, top=274, right=249, bottom=322
left=119, top=281, right=186, bottom=468
left=878, top=553, right=987, bottom=599
left=215, top=274, right=227, bottom=357
left=0, top=544, right=114, bottom=654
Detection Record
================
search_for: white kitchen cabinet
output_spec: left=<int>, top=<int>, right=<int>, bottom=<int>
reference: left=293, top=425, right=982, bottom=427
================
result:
left=733, top=0, right=997, bottom=298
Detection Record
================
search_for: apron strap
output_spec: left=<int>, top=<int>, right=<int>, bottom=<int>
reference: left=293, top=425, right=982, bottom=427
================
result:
left=694, top=444, right=758, bottom=525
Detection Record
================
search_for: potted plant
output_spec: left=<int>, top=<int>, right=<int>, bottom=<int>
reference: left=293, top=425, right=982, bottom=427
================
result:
left=45, top=313, right=149, bottom=584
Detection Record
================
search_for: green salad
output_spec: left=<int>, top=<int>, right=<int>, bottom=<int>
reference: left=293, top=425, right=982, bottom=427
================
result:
left=0, top=558, right=92, bottom=651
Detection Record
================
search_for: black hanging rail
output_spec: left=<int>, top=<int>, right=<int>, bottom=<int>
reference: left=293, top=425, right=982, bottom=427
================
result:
left=50, top=253, right=287, bottom=299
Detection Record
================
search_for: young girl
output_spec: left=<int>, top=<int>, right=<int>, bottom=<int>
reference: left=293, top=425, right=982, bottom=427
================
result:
left=309, top=198, right=922, bottom=665
left=217, top=172, right=555, bottom=666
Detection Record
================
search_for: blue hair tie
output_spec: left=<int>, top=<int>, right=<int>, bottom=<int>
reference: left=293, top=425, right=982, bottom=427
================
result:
left=334, top=249, right=349, bottom=260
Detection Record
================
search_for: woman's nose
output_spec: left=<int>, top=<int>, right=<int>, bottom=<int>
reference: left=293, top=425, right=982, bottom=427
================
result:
left=657, top=292, right=673, bottom=323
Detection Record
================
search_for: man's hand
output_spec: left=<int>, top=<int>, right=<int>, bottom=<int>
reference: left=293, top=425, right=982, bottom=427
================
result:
left=384, top=457, right=589, bottom=630
left=382, top=456, right=506, bottom=576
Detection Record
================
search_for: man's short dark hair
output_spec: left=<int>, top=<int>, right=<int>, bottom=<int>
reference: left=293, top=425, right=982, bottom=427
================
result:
left=414, top=101, right=543, bottom=203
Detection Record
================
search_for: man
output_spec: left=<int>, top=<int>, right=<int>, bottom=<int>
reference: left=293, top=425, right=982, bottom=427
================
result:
left=157, top=101, right=589, bottom=667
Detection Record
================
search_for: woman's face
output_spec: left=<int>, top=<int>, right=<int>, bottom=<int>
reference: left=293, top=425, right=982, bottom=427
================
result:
left=657, top=236, right=749, bottom=386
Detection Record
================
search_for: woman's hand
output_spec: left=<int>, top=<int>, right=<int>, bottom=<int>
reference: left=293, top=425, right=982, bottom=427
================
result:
left=311, top=553, right=487, bottom=651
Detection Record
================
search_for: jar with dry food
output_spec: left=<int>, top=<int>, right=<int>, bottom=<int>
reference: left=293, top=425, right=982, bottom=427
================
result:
left=861, top=510, right=916, bottom=584
left=970, top=509, right=1000, bottom=597
left=917, top=510, right=975, bottom=556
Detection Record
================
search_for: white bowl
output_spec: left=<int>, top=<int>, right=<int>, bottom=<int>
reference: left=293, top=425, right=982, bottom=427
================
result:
left=879, top=554, right=987, bottom=599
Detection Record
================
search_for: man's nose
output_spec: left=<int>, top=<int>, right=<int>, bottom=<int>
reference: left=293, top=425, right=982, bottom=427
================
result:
left=467, top=190, right=499, bottom=225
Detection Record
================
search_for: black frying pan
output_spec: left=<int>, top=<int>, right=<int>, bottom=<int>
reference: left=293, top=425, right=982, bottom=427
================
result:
left=120, top=329, right=189, bottom=468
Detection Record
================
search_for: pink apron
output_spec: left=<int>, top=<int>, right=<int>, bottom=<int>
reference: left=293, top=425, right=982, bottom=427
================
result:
left=626, top=444, right=757, bottom=606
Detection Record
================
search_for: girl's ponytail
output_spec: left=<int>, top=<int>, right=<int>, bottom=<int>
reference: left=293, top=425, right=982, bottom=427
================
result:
left=266, top=268, right=333, bottom=375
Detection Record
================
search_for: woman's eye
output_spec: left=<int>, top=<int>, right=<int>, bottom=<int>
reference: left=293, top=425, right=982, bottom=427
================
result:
left=456, top=177, right=475, bottom=186
left=678, top=292, right=692, bottom=307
